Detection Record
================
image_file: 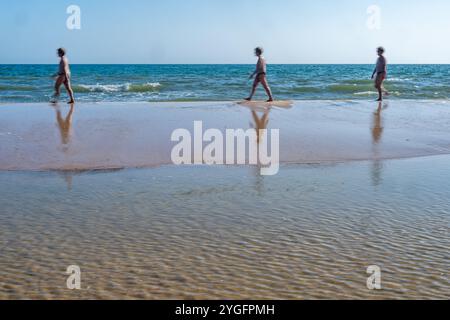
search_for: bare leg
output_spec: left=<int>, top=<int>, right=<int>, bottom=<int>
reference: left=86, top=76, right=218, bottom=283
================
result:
left=376, top=85, right=382, bottom=101
left=246, top=77, right=260, bottom=101
left=260, top=76, right=274, bottom=101
left=375, top=77, right=382, bottom=101
left=53, top=76, right=64, bottom=100
left=64, top=78, right=75, bottom=104
left=381, top=82, right=389, bottom=96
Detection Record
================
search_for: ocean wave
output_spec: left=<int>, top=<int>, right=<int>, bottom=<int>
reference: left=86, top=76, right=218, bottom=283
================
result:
left=388, top=77, right=413, bottom=82
left=289, top=86, right=323, bottom=93
left=0, top=94, right=35, bottom=100
left=73, top=82, right=161, bottom=93
left=327, top=84, right=374, bottom=92
left=341, top=79, right=373, bottom=85
left=341, top=78, right=412, bottom=85
left=0, top=85, right=36, bottom=91
left=353, top=91, right=404, bottom=97
left=353, top=91, right=378, bottom=96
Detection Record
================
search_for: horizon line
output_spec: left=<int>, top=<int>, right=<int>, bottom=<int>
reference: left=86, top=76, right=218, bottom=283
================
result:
left=2, top=63, right=450, bottom=65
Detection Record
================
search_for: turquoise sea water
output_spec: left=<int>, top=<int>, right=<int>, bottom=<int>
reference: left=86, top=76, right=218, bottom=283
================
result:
left=0, top=64, right=450, bottom=102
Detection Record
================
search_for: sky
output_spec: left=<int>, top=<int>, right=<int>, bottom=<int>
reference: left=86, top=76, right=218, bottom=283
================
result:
left=1, top=0, right=450, bottom=64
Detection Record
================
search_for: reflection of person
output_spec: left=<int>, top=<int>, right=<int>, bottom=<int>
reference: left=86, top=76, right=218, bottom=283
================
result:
left=372, top=102, right=383, bottom=144
left=371, top=101, right=388, bottom=186
left=55, top=104, right=75, bottom=146
left=52, top=48, right=75, bottom=104
left=245, top=47, right=274, bottom=102
left=371, top=47, right=389, bottom=102
left=59, top=171, right=74, bottom=191
left=251, top=108, right=270, bottom=144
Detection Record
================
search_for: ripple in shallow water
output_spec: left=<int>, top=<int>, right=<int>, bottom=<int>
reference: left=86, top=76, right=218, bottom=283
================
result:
left=0, top=156, right=449, bottom=299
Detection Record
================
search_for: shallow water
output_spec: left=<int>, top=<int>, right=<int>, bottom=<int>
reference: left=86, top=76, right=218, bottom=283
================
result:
left=1, top=64, right=450, bottom=102
left=0, top=156, right=449, bottom=299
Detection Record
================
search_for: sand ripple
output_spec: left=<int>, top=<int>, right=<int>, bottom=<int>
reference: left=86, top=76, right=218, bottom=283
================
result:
left=0, top=157, right=449, bottom=299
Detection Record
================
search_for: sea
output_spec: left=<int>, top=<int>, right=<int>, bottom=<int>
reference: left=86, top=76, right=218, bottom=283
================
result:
left=0, top=64, right=449, bottom=102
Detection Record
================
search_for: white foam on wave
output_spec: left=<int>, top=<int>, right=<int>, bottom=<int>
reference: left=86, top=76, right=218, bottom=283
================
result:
left=75, top=82, right=161, bottom=93
left=388, top=77, right=412, bottom=82
left=354, top=91, right=402, bottom=97
left=353, top=91, right=377, bottom=96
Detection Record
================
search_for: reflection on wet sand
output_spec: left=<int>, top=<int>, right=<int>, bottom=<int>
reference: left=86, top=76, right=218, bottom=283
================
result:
left=59, top=171, right=74, bottom=191
left=2, top=100, right=450, bottom=171
left=53, top=103, right=75, bottom=189
left=251, top=107, right=271, bottom=144
left=372, top=102, right=384, bottom=145
left=249, top=106, right=272, bottom=183
left=54, top=103, right=74, bottom=148
left=371, top=102, right=388, bottom=186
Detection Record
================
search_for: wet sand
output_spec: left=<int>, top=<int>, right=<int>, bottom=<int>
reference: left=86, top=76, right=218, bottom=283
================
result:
left=0, top=100, right=449, bottom=300
left=2, top=100, right=450, bottom=170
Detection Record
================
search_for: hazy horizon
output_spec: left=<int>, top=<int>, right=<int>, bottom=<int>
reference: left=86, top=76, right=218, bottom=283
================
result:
left=2, top=63, right=450, bottom=65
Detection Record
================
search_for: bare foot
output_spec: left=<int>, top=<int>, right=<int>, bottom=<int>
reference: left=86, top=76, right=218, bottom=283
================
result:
left=50, top=95, right=59, bottom=103
left=244, top=97, right=252, bottom=101
left=266, top=99, right=274, bottom=102
left=68, top=100, right=75, bottom=104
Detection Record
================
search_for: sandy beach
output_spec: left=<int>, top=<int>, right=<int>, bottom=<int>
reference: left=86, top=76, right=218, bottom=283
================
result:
left=2, top=100, right=450, bottom=171
left=0, top=100, right=449, bottom=300
left=4, top=0, right=450, bottom=308
left=0, top=156, right=449, bottom=299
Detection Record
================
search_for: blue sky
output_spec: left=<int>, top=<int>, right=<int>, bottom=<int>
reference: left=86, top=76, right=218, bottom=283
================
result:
left=1, top=0, right=450, bottom=64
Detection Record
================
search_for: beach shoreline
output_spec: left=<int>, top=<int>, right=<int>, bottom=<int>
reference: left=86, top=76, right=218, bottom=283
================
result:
left=2, top=100, right=450, bottom=171
left=1, top=100, right=449, bottom=300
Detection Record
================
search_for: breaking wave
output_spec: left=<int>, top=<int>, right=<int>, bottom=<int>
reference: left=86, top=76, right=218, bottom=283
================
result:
left=73, top=82, right=162, bottom=93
